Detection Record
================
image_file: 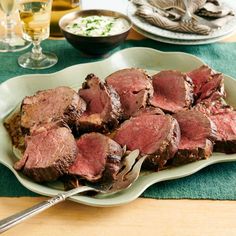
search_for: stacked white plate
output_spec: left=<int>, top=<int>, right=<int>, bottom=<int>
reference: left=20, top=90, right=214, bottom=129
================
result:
left=127, top=0, right=236, bottom=45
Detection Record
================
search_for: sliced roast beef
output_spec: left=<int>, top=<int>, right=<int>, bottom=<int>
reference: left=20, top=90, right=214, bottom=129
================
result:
left=14, top=125, right=77, bottom=182
left=132, top=106, right=164, bottom=117
left=113, top=113, right=180, bottom=169
left=193, top=98, right=233, bottom=116
left=149, top=70, right=193, bottom=113
left=106, top=68, right=153, bottom=118
left=77, top=74, right=122, bottom=133
left=210, top=111, right=236, bottom=154
left=193, top=98, right=236, bottom=154
left=171, top=110, right=217, bottom=165
left=187, top=65, right=225, bottom=103
left=69, top=132, right=123, bottom=182
left=21, top=86, right=86, bottom=132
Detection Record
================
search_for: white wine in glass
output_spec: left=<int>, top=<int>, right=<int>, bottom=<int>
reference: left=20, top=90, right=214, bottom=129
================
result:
left=18, top=0, right=58, bottom=69
left=0, top=0, right=31, bottom=52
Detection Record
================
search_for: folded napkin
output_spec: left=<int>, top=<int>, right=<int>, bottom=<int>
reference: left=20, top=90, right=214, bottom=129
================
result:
left=133, top=0, right=235, bottom=35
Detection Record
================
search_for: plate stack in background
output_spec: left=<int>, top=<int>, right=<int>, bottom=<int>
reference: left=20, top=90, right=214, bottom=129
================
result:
left=127, top=0, right=236, bottom=45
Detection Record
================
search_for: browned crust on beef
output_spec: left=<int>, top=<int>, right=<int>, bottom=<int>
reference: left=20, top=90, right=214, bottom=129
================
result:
left=106, top=68, right=153, bottom=118
left=4, top=110, right=25, bottom=152
left=20, top=86, right=86, bottom=132
left=184, top=75, right=194, bottom=108
left=14, top=126, right=78, bottom=182
left=214, top=140, right=236, bottom=154
left=64, top=93, right=87, bottom=127
left=132, top=107, right=165, bottom=117
left=172, top=111, right=217, bottom=165
left=187, top=65, right=225, bottom=104
left=143, top=117, right=180, bottom=170
left=95, top=135, right=123, bottom=182
left=78, top=74, right=122, bottom=133
left=193, top=98, right=233, bottom=116
left=113, top=114, right=180, bottom=170
left=69, top=133, right=123, bottom=182
left=209, top=111, right=236, bottom=154
left=21, top=154, right=77, bottom=182
left=171, top=139, right=213, bottom=166
left=101, top=159, right=121, bottom=182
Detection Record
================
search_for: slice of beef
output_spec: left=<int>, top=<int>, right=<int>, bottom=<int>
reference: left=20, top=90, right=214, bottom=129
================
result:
left=210, top=111, right=236, bottom=154
left=69, top=132, right=123, bottom=182
left=149, top=70, right=193, bottom=113
left=193, top=98, right=233, bottom=116
left=132, top=106, right=164, bottom=117
left=171, top=110, right=217, bottom=165
left=187, top=65, right=213, bottom=96
left=113, top=113, right=180, bottom=169
left=187, top=65, right=225, bottom=103
left=77, top=74, right=122, bottom=133
left=106, top=68, right=153, bottom=118
left=21, top=86, right=86, bottom=132
left=14, top=125, right=78, bottom=182
left=192, top=99, right=236, bottom=154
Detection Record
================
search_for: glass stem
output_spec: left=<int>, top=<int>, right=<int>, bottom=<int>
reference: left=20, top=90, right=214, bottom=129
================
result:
left=31, top=41, right=44, bottom=60
left=5, top=14, right=15, bottom=40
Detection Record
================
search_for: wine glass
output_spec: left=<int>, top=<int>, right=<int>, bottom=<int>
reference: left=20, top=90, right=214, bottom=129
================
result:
left=0, top=0, right=31, bottom=52
left=18, top=0, right=58, bottom=69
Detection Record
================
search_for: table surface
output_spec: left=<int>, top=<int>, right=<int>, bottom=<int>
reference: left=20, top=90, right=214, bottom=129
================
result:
left=1, top=7, right=236, bottom=236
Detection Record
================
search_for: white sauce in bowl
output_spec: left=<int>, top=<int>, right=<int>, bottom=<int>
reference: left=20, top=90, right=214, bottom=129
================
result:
left=65, top=15, right=130, bottom=36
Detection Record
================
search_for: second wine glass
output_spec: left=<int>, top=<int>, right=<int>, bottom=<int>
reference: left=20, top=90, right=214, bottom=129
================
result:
left=0, top=0, right=31, bottom=52
left=18, top=0, right=58, bottom=69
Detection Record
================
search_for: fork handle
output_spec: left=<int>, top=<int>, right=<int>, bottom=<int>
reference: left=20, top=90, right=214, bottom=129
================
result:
left=182, top=0, right=190, bottom=12
left=0, top=186, right=92, bottom=233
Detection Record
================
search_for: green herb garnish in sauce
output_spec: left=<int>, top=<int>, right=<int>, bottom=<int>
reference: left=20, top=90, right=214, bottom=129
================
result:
left=66, top=15, right=129, bottom=37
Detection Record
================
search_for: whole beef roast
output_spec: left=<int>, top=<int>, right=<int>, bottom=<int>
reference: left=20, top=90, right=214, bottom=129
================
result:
left=106, top=68, right=153, bottom=118
left=69, top=132, right=123, bottom=182
left=187, top=65, right=225, bottom=103
left=78, top=74, right=122, bottom=133
left=172, top=110, right=217, bottom=165
left=149, top=70, right=193, bottom=113
left=21, top=86, right=86, bottom=132
left=14, top=125, right=78, bottom=182
left=113, top=113, right=180, bottom=169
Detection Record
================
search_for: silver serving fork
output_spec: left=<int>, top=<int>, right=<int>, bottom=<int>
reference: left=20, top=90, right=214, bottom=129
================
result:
left=0, top=150, right=146, bottom=234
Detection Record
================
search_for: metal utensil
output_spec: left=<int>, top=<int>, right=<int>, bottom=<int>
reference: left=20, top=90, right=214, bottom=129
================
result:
left=181, top=0, right=219, bottom=28
left=188, top=13, right=220, bottom=29
left=181, top=0, right=193, bottom=24
left=133, top=0, right=219, bottom=29
left=0, top=150, right=146, bottom=234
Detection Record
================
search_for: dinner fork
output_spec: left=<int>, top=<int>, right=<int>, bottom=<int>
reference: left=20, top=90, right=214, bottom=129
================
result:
left=181, top=0, right=192, bottom=24
left=180, top=0, right=219, bottom=28
left=133, top=0, right=219, bottom=29
left=0, top=150, right=146, bottom=233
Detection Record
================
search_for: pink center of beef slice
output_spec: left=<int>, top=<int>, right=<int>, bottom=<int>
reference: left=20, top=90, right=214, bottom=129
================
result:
left=69, top=134, right=108, bottom=180
left=150, top=70, right=192, bottom=112
left=114, top=114, right=173, bottom=155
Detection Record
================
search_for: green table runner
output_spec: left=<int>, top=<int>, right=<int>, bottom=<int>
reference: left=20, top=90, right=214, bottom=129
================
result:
left=1, top=39, right=236, bottom=199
